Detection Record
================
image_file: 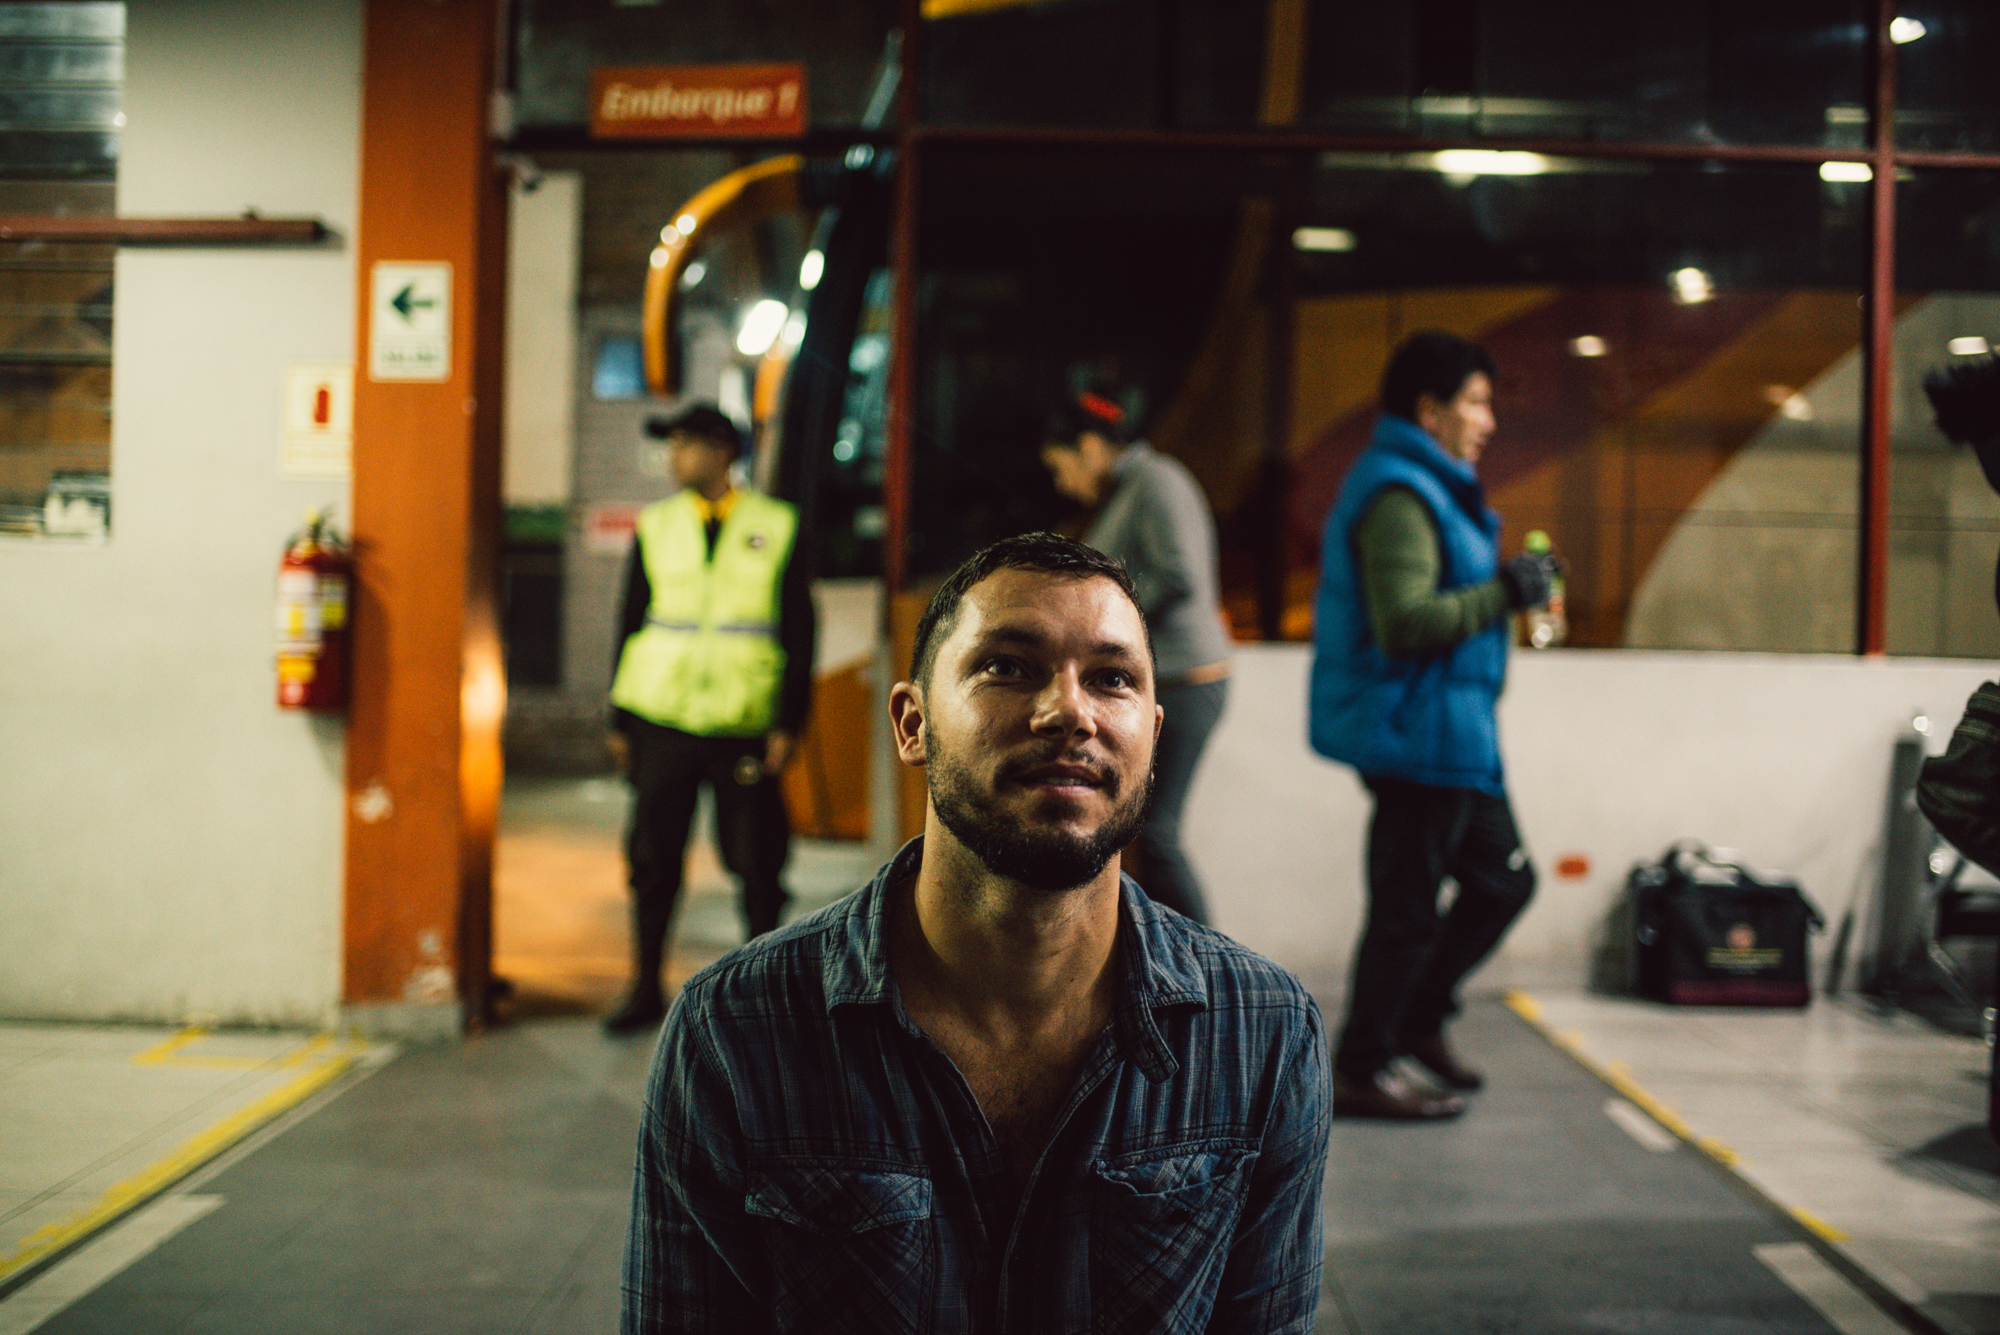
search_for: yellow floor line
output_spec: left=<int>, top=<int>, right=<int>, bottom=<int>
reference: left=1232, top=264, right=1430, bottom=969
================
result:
left=130, top=1029, right=209, bottom=1065
left=0, top=1043, right=368, bottom=1286
left=274, top=1035, right=335, bottom=1069
left=133, top=1030, right=333, bottom=1073
left=1786, top=1208, right=1853, bottom=1246
left=1500, top=989, right=1849, bottom=1244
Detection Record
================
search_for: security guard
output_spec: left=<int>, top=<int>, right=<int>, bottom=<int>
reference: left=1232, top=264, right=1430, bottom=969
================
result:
left=605, top=403, right=814, bottom=1033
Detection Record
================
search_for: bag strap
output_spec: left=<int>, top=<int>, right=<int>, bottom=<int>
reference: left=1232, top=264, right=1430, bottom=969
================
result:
left=1660, top=839, right=1825, bottom=931
left=1665, top=840, right=1752, bottom=882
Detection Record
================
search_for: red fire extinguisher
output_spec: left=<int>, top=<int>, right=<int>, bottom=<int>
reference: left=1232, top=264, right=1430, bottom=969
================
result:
left=276, top=507, right=352, bottom=712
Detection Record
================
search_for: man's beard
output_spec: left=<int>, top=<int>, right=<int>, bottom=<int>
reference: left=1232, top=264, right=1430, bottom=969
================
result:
left=925, top=734, right=1154, bottom=893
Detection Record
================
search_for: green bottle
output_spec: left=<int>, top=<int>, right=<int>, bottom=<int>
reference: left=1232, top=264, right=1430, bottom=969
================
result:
left=1523, top=530, right=1565, bottom=648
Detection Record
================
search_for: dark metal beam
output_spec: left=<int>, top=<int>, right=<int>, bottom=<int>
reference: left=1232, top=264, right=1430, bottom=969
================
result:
left=885, top=0, right=922, bottom=597
left=1858, top=0, right=1897, bottom=656
left=903, top=123, right=1974, bottom=171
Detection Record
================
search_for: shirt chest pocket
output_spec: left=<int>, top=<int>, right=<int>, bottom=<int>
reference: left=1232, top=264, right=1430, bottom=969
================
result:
left=744, top=1161, right=934, bottom=1334
left=1089, top=1141, right=1258, bottom=1334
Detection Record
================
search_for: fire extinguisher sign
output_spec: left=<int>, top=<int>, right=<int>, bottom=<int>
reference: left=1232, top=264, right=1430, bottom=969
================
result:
left=282, top=362, right=353, bottom=478
left=369, top=262, right=451, bottom=382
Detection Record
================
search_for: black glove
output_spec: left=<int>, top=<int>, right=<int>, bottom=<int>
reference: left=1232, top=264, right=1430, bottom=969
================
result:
left=1923, top=357, right=2000, bottom=619
left=1925, top=357, right=2000, bottom=493
left=1500, top=550, right=1561, bottom=610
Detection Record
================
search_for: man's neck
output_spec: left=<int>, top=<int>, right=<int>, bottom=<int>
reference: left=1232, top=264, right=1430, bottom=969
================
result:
left=893, top=822, right=1120, bottom=1040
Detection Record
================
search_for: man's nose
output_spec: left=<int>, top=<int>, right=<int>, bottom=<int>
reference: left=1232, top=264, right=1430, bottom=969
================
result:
left=1030, top=669, right=1094, bottom=737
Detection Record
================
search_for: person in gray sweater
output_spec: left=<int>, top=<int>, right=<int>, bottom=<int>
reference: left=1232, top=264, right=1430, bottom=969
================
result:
left=1041, top=386, right=1232, bottom=923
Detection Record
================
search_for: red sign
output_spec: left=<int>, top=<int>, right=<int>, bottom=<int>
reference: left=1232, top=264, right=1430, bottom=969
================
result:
left=591, top=64, right=806, bottom=140
left=583, top=502, right=642, bottom=554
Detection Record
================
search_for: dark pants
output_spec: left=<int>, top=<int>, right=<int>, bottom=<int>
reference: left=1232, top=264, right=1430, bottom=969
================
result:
left=1132, top=678, right=1228, bottom=924
left=1334, top=776, right=1535, bottom=1082
left=624, top=717, right=791, bottom=992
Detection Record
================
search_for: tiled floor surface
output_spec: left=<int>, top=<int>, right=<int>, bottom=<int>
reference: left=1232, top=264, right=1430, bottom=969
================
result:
left=1517, top=989, right=1999, bottom=1335
left=0, top=1027, right=387, bottom=1297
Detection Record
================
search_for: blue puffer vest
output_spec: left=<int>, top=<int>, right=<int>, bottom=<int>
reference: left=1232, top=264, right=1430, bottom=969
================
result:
left=1309, top=414, right=1508, bottom=795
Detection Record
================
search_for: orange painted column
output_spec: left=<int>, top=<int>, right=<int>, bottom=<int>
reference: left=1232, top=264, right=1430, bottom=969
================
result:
left=343, top=0, right=507, bottom=1035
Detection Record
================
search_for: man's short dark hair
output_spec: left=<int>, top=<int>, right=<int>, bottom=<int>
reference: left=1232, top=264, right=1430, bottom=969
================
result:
left=644, top=402, right=744, bottom=457
left=1380, top=331, right=1496, bottom=423
left=909, top=533, right=1151, bottom=687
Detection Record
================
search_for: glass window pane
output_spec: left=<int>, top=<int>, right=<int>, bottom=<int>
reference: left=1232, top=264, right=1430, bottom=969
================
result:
left=0, top=2, right=122, bottom=42
left=591, top=335, right=644, bottom=400
left=911, top=145, right=1264, bottom=582
left=922, top=0, right=1265, bottom=131
left=1291, top=159, right=1865, bottom=651
left=1889, top=171, right=2000, bottom=660
left=923, top=0, right=1160, bottom=131
left=1895, top=4, right=2000, bottom=154
left=1302, top=0, right=1869, bottom=148
left=0, top=214, right=114, bottom=537
left=0, top=5, right=116, bottom=544
left=911, top=147, right=1866, bottom=649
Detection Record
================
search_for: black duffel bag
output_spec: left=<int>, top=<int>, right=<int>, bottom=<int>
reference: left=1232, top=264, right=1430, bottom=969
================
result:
left=1630, top=841, right=1824, bottom=1007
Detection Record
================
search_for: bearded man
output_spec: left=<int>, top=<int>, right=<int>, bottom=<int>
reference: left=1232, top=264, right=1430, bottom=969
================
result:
left=622, top=532, right=1331, bottom=1335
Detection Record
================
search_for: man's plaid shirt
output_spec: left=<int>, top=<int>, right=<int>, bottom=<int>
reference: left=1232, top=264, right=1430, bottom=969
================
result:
left=622, top=837, right=1331, bottom=1334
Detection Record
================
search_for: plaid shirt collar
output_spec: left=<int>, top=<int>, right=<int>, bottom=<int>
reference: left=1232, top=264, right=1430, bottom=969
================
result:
left=820, top=836, right=1209, bottom=1083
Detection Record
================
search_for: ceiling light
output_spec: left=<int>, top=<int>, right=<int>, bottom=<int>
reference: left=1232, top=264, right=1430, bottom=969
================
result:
left=1292, top=227, right=1357, bottom=252
left=1890, top=17, right=1926, bottom=43
left=1949, top=336, right=1991, bottom=356
left=1430, top=150, right=1550, bottom=180
left=1780, top=394, right=1814, bottom=421
left=798, top=250, right=824, bottom=291
left=1819, top=161, right=1873, bottom=183
left=678, top=259, right=706, bottom=289
left=1569, top=336, right=1607, bottom=357
left=735, top=299, right=789, bottom=357
left=1670, top=267, right=1714, bottom=305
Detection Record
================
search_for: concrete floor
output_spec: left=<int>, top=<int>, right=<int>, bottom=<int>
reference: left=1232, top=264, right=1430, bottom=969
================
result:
left=1, top=774, right=1994, bottom=1334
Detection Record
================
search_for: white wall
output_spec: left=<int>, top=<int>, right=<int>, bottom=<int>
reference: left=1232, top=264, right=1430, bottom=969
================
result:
left=504, top=170, right=580, bottom=506
left=1193, top=646, right=1995, bottom=995
left=0, top=0, right=362, bottom=1026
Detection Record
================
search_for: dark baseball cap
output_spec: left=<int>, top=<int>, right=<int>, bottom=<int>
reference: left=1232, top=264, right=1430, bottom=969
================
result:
left=643, top=403, right=744, bottom=456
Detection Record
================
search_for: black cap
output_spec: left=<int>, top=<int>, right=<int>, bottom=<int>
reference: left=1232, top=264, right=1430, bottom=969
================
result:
left=643, top=403, right=744, bottom=457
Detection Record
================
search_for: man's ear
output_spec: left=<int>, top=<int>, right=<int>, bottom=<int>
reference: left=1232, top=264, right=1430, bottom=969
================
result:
left=1412, top=392, right=1443, bottom=436
left=889, top=680, right=928, bottom=767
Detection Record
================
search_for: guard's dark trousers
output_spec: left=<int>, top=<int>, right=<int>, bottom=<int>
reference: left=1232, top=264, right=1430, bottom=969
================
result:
left=623, top=716, right=791, bottom=992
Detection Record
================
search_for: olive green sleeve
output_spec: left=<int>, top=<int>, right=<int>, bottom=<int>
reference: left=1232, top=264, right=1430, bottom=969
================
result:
left=1355, top=486, right=1512, bottom=658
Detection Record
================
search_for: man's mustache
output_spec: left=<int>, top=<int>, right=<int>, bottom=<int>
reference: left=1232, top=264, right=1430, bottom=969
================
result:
left=994, top=745, right=1119, bottom=795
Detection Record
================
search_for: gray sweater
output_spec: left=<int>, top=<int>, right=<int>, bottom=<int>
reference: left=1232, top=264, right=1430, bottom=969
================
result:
left=1084, top=443, right=1233, bottom=679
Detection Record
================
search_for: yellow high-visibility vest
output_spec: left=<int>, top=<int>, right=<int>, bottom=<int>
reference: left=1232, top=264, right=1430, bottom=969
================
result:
left=611, top=489, right=797, bottom=736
